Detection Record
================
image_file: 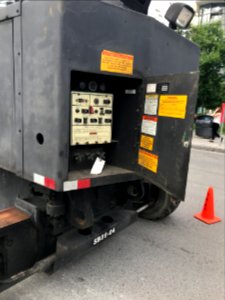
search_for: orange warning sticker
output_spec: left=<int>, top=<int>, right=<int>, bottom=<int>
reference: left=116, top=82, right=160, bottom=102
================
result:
left=140, top=135, right=154, bottom=151
left=159, top=95, right=188, bottom=119
left=138, top=149, right=159, bottom=173
left=100, top=50, right=134, bottom=75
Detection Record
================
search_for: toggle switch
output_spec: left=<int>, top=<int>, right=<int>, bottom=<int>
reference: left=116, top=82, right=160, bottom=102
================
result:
left=90, top=119, right=98, bottom=123
left=105, top=110, right=112, bottom=114
left=104, top=99, right=111, bottom=105
left=75, top=118, right=82, bottom=123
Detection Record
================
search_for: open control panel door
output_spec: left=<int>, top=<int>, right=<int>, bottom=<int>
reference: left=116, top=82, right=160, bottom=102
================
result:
left=132, top=72, right=199, bottom=200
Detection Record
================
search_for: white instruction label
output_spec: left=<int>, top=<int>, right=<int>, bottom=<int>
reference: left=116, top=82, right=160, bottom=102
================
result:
left=91, top=157, right=106, bottom=175
left=144, top=95, right=159, bottom=115
left=141, top=116, right=158, bottom=136
left=146, top=83, right=157, bottom=94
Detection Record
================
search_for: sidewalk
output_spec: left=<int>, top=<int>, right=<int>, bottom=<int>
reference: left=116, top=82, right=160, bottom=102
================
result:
left=191, top=133, right=225, bottom=153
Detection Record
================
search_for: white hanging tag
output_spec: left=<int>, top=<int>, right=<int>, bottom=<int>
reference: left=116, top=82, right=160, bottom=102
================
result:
left=90, top=157, right=106, bottom=175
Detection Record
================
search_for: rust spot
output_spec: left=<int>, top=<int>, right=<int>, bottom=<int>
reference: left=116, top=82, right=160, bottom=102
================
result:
left=0, top=208, right=30, bottom=229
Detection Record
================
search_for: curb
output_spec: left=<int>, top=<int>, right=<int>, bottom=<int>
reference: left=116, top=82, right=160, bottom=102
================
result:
left=191, top=144, right=225, bottom=153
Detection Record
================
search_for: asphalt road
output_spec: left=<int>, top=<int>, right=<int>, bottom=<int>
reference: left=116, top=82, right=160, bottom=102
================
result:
left=1, top=149, right=224, bottom=300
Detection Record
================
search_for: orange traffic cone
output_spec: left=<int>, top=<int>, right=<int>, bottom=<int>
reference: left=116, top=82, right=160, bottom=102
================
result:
left=194, top=187, right=221, bottom=224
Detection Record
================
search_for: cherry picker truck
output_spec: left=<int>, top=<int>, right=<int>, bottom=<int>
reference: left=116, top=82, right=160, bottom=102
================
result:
left=0, top=0, right=199, bottom=291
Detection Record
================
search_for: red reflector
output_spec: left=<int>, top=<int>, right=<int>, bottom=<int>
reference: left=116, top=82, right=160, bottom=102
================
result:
left=77, top=179, right=91, bottom=190
left=142, top=115, right=158, bottom=122
left=44, top=177, right=56, bottom=190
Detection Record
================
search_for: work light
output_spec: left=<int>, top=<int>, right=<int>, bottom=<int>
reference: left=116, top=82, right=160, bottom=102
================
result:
left=165, top=3, right=195, bottom=30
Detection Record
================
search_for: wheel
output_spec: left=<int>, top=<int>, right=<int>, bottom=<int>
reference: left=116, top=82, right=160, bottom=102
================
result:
left=138, top=183, right=181, bottom=220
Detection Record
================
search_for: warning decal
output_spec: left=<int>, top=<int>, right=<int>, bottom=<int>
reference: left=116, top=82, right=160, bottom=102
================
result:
left=140, top=135, right=154, bottom=151
left=158, top=95, right=188, bottom=119
left=138, top=149, right=158, bottom=173
left=101, top=50, right=134, bottom=75
left=141, top=116, right=158, bottom=136
left=144, top=94, right=159, bottom=115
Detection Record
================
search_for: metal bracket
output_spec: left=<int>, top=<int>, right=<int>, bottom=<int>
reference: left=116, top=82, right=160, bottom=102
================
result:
left=0, top=1, right=21, bottom=23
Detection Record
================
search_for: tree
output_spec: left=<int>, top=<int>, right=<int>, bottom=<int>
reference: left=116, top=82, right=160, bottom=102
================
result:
left=186, top=22, right=225, bottom=109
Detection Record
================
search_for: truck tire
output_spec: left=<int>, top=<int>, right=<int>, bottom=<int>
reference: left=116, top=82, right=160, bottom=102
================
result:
left=139, top=184, right=181, bottom=220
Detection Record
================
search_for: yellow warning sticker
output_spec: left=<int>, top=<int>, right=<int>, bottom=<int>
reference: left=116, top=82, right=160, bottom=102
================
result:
left=138, top=149, right=158, bottom=173
left=140, top=135, right=154, bottom=151
left=100, top=50, right=134, bottom=75
left=159, top=95, right=188, bottom=119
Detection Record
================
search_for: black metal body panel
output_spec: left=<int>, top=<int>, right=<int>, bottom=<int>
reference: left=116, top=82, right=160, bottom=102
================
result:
left=0, top=20, right=15, bottom=172
left=0, top=219, right=38, bottom=280
left=0, top=169, right=30, bottom=210
left=0, top=0, right=199, bottom=200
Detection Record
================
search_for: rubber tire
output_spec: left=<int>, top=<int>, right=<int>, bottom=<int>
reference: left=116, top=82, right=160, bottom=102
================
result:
left=139, top=185, right=181, bottom=221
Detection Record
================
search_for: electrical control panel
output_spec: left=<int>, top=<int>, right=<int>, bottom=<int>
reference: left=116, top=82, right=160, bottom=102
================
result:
left=71, top=92, right=113, bottom=145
